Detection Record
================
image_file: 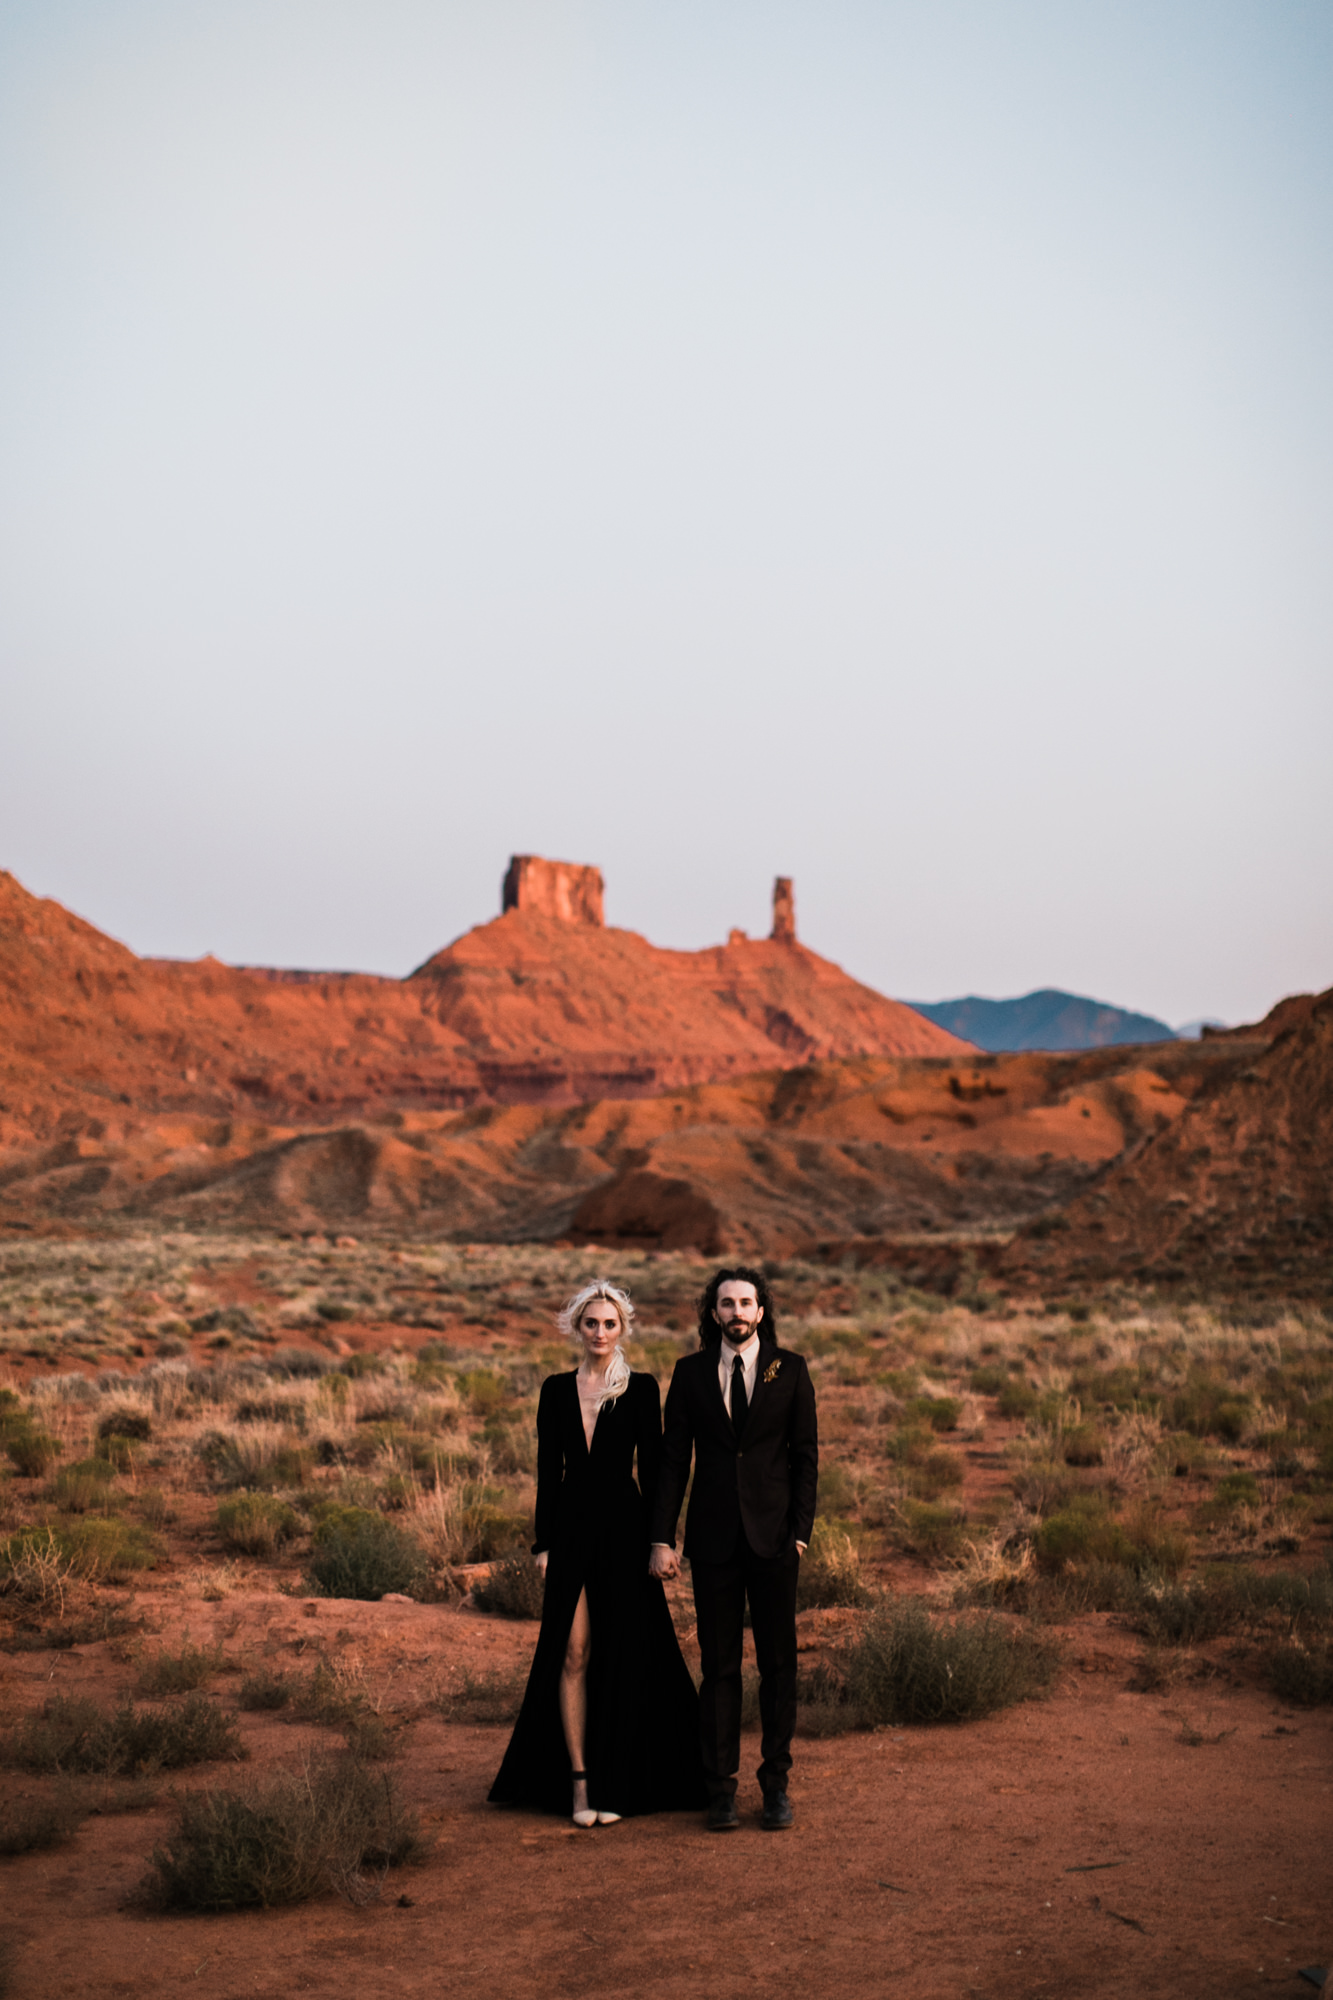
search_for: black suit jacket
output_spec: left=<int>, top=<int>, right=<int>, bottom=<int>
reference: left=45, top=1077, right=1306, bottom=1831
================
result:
left=651, top=1340, right=818, bottom=1564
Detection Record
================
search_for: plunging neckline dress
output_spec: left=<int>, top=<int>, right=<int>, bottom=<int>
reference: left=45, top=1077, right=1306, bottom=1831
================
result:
left=487, top=1370, right=706, bottom=1817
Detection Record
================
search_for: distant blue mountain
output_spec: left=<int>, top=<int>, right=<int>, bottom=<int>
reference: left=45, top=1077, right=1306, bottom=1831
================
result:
left=908, top=989, right=1177, bottom=1053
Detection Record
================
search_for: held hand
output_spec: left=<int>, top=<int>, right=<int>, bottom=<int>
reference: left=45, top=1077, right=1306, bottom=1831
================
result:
left=649, top=1545, right=679, bottom=1581
left=535, top=1550, right=549, bottom=1577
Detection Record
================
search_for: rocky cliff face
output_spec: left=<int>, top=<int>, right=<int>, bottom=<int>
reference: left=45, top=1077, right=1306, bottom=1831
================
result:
left=1002, top=988, right=1333, bottom=1293
left=0, top=860, right=967, bottom=1149
left=501, top=855, right=604, bottom=927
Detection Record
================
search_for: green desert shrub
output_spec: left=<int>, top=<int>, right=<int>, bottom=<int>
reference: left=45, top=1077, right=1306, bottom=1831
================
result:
left=238, top=1669, right=294, bottom=1712
left=1, top=1517, right=161, bottom=1586
left=795, top=1519, right=870, bottom=1610
left=198, top=1430, right=310, bottom=1492
left=997, top=1377, right=1038, bottom=1420
left=305, top=1508, right=426, bottom=1601
left=215, top=1492, right=301, bottom=1557
left=0, top=1785, right=84, bottom=1855
left=6, top=1692, right=243, bottom=1776
left=1060, top=1425, right=1106, bottom=1468
left=1264, top=1640, right=1333, bottom=1706
left=1170, top=1381, right=1250, bottom=1443
left=97, top=1409, right=152, bottom=1443
left=94, top=1434, right=140, bottom=1473
left=893, top=1501, right=967, bottom=1564
left=458, top=1370, right=509, bottom=1419
left=1033, top=1496, right=1187, bottom=1578
left=804, top=1601, right=1056, bottom=1732
left=1130, top=1563, right=1333, bottom=1646
left=472, top=1550, right=546, bottom=1620
left=969, top=1364, right=1011, bottom=1396
left=143, top=1754, right=421, bottom=1911
left=4, top=1426, right=61, bottom=1479
left=50, top=1459, right=118, bottom=1514
left=908, top=1448, right=965, bottom=1499
left=136, top=1640, right=226, bottom=1697
left=905, top=1395, right=962, bottom=1434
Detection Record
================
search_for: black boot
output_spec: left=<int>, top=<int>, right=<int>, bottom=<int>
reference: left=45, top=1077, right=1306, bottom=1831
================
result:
left=762, top=1785, right=793, bottom=1831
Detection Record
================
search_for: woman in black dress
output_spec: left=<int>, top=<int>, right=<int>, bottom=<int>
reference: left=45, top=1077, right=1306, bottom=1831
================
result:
left=488, top=1281, right=705, bottom=1826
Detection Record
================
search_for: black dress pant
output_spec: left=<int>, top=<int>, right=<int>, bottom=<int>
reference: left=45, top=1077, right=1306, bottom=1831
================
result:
left=691, top=1532, right=799, bottom=1798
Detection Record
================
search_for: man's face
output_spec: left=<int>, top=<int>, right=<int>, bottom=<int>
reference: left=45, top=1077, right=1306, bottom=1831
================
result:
left=713, top=1281, right=764, bottom=1343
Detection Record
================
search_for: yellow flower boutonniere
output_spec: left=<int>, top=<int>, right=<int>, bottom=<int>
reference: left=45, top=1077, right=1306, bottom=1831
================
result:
left=763, top=1358, right=781, bottom=1385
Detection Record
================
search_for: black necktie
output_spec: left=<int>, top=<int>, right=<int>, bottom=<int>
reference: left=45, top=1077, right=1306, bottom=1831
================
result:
left=731, top=1354, right=748, bottom=1437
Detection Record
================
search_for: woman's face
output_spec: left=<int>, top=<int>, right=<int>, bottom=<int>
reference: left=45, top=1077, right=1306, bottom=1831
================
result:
left=578, top=1301, right=622, bottom=1363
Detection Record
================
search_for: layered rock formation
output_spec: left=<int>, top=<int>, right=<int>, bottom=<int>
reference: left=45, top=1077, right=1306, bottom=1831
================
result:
left=0, top=860, right=964, bottom=1151
left=1002, top=988, right=1333, bottom=1293
left=501, top=855, right=604, bottom=927
left=0, top=1031, right=1247, bottom=1251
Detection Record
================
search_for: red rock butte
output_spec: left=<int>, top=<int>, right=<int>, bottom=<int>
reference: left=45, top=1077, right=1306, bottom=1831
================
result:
left=0, top=858, right=966, bottom=1147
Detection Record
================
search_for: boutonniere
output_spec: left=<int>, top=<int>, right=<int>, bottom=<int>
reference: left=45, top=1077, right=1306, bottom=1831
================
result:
left=763, top=1359, right=781, bottom=1385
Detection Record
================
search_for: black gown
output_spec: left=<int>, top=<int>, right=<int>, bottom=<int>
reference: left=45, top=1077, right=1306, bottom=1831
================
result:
left=488, top=1369, right=706, bottom=1817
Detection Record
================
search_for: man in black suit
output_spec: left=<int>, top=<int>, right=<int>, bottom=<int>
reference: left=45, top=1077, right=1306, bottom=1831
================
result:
left=650, top=1265, right=818, bottom=1831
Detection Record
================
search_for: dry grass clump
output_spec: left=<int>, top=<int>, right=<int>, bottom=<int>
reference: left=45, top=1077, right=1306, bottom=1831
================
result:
left=472, top=1550, right=546, bottom=1619
left=433, top=1664, right=527, bottom=1725
left=143, top=1753, right=421, bottom=1911
left=1, top=1518, right=161, bottom=1596
left=1128, top=1561, right=1333, bottom=1646
left=1264, top=1639, right=1333, bottom=1706
left=411, top=1478, right=527, bottom=1569
left=135, top=1638, right=227, bottom=1696
left=215, top=1491, right=300, bottom=1556
left=0, top=1784, right=85, bottom=1854
left=796, top=1518, right=871, bottom=1610
left=49, top=1458, right=118, bottom=1514
left=238, top=1668, right=294, bottom=1711
left=799, top=1600, right=1056, bottom=1734
left=1032, top=1494, right=1188, bottom=1577
left=0, top=1390, right=60, bottom=1479
left=5, top=1692, right=243, bottom=1776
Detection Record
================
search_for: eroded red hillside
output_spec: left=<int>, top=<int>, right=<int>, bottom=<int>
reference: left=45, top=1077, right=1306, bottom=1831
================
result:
left=1001, top=988, right=1333, bottom=1294
left=0, top=863, right=963, bottom=1152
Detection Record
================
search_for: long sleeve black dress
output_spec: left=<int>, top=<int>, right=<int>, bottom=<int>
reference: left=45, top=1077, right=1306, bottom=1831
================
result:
left=487, top=1369, right=706, bottom=1818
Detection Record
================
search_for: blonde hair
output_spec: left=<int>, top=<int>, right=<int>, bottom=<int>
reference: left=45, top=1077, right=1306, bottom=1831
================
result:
left=558, top=1280, right=634, bottom=1414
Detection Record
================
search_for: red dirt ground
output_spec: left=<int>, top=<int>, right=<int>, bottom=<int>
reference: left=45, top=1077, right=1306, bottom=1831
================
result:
left=2, top=1586, right=1328, bottom=2000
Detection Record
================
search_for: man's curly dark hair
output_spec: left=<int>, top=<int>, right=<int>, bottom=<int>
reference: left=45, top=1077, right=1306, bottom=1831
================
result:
left=696, top=1266, right=778, bottom=1350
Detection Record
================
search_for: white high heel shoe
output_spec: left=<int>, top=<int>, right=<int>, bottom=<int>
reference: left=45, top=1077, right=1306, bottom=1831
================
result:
left=595, top=1811, right=621, bottom=1825
left=571, top=1771, right=596, bottom=1828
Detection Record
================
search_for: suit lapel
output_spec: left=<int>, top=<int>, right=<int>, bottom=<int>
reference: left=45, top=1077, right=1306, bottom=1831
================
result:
left=740, top=1339, right=779, bottom=1440
left=701, top=1347, right=732, bottom=1437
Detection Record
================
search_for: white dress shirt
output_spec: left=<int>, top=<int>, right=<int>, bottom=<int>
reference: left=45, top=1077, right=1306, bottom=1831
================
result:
left=719, top=1331, right=761, bottom=1417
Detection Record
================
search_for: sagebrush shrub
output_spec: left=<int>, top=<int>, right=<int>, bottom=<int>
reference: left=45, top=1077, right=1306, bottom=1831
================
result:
left=97, top=1409, right=152, bottom=1443
left=136, top=1641, right=226, bottom=1696
left=0, top=1785, right=84, bottom=1855
left=238, top=1669, right=293, bottom=1712
left=144, top=1754, right=421, bottom=1911
left=1264, top=1639, right=1333, bottom=1706
left=305, top=1508, right=426, bottom=1601
left=821, top=1601, right=1056, bottom=1729
left=215, top=1492, right=300, bottom=1557
left=7, top=1692, right=243, bottom=1775
left=472, top=1550, right=546, bottom=1619
left=4, top=1427, right=61, bottom=1479
left=795, top=1519, right=869, bottom=1610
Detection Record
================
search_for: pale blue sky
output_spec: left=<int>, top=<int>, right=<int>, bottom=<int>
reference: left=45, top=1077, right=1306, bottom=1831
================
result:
left=1, top=1, right=1329, bottom=1026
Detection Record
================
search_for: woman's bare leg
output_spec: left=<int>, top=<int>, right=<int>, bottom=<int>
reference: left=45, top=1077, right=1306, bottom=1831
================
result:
left=560, top=1588, right=592, bottom=1816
